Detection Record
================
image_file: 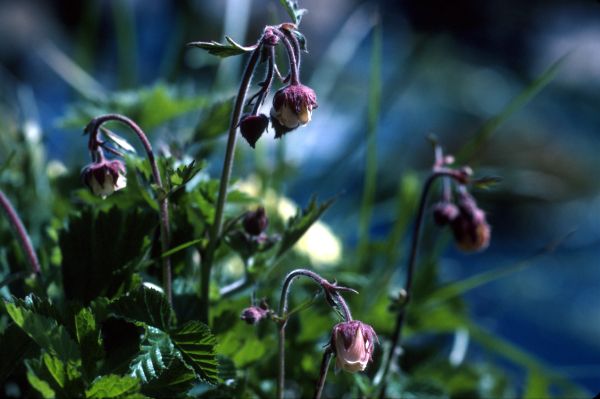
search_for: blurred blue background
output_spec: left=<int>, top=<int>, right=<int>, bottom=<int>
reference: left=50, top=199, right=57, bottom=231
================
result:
left=1, top=0, right=599, bottom=392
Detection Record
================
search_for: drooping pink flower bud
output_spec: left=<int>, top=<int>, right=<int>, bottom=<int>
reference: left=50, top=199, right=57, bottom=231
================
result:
left=451, top=192, right=491, bottom=252
left=240, top=306, right=269, bottom=325
left=330, top=320, right=378, bottom=373
left=239, top=114, right=269, bottom=148
left=432, top=201, right=460, bottom=226
left=243, top=206, right=269, bottom=236
left=81, top=159, right=127, bottom=199
left=270, top=84, right=318, bottom=138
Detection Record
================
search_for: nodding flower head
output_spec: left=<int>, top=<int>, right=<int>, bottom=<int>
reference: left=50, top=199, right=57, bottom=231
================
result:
left=243, top=206, right=269, bottom=236
left=432, top=201, right=460, bottom=226
left=270, top=84, right=318, bottom=138
left=81, top=159, right=127, bottom=199
left=330, top=320, right=378, bottom=373
left=239, top=114, right=269, bottom=148
left=240, top=306, right=269, bottom=325
left=451, top=192, right=491, bottom=252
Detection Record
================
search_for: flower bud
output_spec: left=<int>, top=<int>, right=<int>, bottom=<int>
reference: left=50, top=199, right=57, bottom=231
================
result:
left=240, top=306, right=268, bottom=325
left=330, top=320, right=378, bottom=373
left=270, top=84, right=318, bottom=138
left=243, top=206, right=269, bottom=236
left=239, top=114, right=269, bottom=148
left=432, top=201, right=460, bottom=226
left=81, top=159, right=127, bottom=199
left=451, top=192, right=491, bottom=252
left=262, top=27, right=279, bottom=46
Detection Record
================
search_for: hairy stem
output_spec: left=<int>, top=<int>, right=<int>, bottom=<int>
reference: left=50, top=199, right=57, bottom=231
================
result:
left=379, top=168, right=469, bottom=395
left=273, top=29, right=299, bottom=85
left=0, top=190, right=41, bottom=275
left=87, top=114, right=172, bottom=303
left=313, top=349, right=333, bottom=399
left=200, top=46, right=262, bottom=323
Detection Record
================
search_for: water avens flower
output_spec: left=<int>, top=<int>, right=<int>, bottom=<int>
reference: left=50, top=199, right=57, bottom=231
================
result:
left=331, top=320, right=378, bottom=373
left=451, top=192, right=491, bottom=252
left=81, top=159, right=126, bottom=199
left=240, top=306, right=269, bottom=325
left=270, top=83, right=318, bottom=137
left=432, top=200, right=460, bottom=226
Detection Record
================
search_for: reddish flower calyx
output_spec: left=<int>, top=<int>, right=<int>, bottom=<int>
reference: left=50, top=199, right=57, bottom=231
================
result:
left=243, top=206, right=269, bottom=236
left=239, top=114, right=269, bottom=148
left=432, top=201, right=460, bottom=226
left=240, top=306, right=269, bottom=325
left=451, top=192, right=491, bottom=252
left=81, top=159, right=127, bottom=199
left=331, top=320, right=378, bottom=373
left=270, top=84, right=318, bottom=138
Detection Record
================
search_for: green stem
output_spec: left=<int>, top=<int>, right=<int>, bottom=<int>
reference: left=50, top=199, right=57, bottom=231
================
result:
left=199, top=47, right=262, bottom=323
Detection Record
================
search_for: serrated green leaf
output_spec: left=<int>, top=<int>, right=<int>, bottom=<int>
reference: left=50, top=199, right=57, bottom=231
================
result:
left=0, top=323, right=35, bottom=382
left=278, top=0, right=307, bottom=25
left=85, top=374, right=140, bottom=398
left=171, top=321, right=218, bottom=384
left=275, top=196, right=334, bottom=260
left=76, top=307, right=104, bottom=378
left=130, top=327, right=196, bottom=398
left=109, top=286, right=176, bottom=332
left=6, top=302, right=80, bottom=363
left=60, top=207, right=155, bottom=304
left=187, top=37, right=257, bottom=58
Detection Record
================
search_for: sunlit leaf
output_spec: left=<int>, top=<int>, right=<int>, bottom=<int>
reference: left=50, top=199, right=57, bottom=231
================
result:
left=187, top=37, right=257, bottom=58
left=85, top=374, right=140, bottom=398
left=171, top=321, right=219, bottom=384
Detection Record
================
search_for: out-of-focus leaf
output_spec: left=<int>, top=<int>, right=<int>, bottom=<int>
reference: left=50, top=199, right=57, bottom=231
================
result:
left=523, top=370, right=551, bottom=399
left=471, top=175, right=503, bottom=190
left=59, top=207, right=155, bottom=304
left=0, top=323, right=35, bottom=382
left=193, top=97, right=234, bottom=142
left=274, top=196, right=334, bottom=260
left=101, top=127, right=137, bottom=153
left=109, top=286, right=176, bottom=332
left=278, top=0, right=307, bottom=25
left=187, top=37, right=257, bottom=58
left=85, top=374, right=140, bottom=398
left=171, top=321, right=219, bottom=385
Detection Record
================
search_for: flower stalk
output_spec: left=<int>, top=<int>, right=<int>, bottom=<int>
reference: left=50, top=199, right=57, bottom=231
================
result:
left=0, top=189, right=41, bottom=275
left=378, top=149, right=472, bottom=396
left=277, top=268, right=356, bottom=399
left=85, top=114, right=172, bottom=303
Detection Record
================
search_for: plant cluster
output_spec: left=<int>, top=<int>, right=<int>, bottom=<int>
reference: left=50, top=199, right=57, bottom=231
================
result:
left=0, top=1, right=588, bottom=398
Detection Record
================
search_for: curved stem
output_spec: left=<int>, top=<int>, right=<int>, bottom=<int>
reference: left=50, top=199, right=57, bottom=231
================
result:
left=251, top=46, right=276, bottom=116
left=313, top=349, right=333, bottom=399
left=0, top=190, right=41, bottom=275
left=277, top=268, right=354, bottom=399
left=274, top=29, right=299, bottom=85
left=86, top=114, right=172, bottom=303
left=378, top=168, right=469, bottom=396
left=282, top=28, right=301, bottom=76
left=200, top=46, right=262, bottom=323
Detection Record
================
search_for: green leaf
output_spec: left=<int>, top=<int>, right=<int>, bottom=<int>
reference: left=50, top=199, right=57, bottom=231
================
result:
left=109, top=286, right=176, bottom=332
left=26, top=362, right=56, bottom=399
left=523, top=370, right=550, bottom=399
left=130, top=327, right=196, bottom=398
left=85, top=374, right=140, bottom=398
left=456, top=53, right=568, bottom=163
left=171, top=321, right=219, bottom=385
left=60, top=207, right=155, bottom=304
left=6, top=301, right=80, bottom=363
left=278, top=0, right=307, bottom=25
left=275, top=196, right=335, bottom=260
left=0, top=323, right=35, bottom=382
left=187, top=37, right=257, bottom=58
left=75, top=307, right=104, bottom=378
left=193, top=97, right=234, bottom=142
left=26, top=354, right=84, bottom=398
left=471, top=175, right=503, bottom=190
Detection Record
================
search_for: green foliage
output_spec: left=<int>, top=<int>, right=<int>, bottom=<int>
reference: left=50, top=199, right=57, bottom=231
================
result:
left=187, top=38, right=257, bottom=58
left=278, top=0, right=307, bottom=25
